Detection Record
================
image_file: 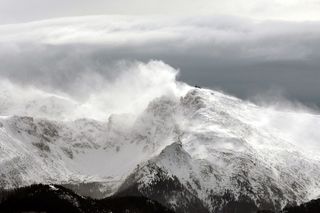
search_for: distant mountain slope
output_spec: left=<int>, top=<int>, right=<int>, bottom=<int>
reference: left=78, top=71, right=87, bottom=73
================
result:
left=0, top=184, right=174, bottom=213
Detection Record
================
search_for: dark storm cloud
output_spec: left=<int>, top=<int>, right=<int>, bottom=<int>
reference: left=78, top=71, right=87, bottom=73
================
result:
left=0, top=16, right=320, bottom=106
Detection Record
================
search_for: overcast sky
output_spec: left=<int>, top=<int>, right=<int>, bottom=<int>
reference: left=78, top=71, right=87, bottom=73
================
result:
left=0, top=1, right=320, bottom=108
left=1, top=0, right=320, bottom=24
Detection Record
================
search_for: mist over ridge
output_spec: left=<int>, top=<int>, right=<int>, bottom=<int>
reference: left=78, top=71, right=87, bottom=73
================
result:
left=0, top=15, right=319, bottom=155
left=1, top=15, right=320, bottom=108
left=0, top=60, right=190, bottom=120
left=1, top=1, right=320, bottom=211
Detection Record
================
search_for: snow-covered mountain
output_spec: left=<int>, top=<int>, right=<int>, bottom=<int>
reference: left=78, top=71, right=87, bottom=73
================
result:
left=1, top=80, right=320, bottom=212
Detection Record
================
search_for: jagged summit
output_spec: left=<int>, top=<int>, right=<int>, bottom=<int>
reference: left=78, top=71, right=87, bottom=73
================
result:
left=1, top=87, right=320, bottom=212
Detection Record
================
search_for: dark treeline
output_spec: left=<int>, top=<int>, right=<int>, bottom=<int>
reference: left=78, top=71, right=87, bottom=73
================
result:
left=258, top=198, right=320, bottom=213
left=0, top=184, right=174, bottom=213
left=1, top=184, right=320, bottom=213
left=281, top=198, right=320, bottom=213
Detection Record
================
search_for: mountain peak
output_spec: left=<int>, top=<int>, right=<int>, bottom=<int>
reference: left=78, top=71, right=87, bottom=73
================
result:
left=1, top=85, right=320, bottom=212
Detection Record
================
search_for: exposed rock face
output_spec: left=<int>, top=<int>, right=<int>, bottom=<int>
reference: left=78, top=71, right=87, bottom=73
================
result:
left=1, top=88, right=320, bottom=212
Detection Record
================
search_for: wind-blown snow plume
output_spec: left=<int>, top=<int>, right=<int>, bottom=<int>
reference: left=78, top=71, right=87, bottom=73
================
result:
left=1, top=18, right=320, bottom=213
left=0, top=61, right=189, bottom=120
left=0, top=15, right=319, bottom=150
left=1, top=15, right=320, bottom=105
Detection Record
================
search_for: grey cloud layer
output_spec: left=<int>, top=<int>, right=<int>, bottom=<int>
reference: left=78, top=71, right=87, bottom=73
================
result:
left=0, top=16, right=320, bottom=106
left=1, top=0, right=320, bottom=24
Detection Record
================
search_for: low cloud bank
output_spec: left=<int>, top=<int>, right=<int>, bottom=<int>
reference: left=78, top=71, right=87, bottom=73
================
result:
left=0, top=15, right=320, bottom=106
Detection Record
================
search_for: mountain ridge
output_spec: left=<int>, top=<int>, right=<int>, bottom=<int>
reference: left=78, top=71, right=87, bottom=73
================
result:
left=1, top=87, right=320, bottom=212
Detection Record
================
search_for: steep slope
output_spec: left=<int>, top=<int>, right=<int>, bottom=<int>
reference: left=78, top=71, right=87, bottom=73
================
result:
left=115, top=89, right=320, bottom=212
left=116, top=143, right=210, bottom=213
left=1, top=87, right=320, bottom=212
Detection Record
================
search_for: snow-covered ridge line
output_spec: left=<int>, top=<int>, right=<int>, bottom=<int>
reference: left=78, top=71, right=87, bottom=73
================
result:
left=1, top=83, right=320, bottom=212
left=115, top=89, right=320, bottom=212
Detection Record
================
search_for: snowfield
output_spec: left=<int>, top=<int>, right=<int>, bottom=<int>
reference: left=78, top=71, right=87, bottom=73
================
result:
left=1, top=67, right=320, bottom=212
